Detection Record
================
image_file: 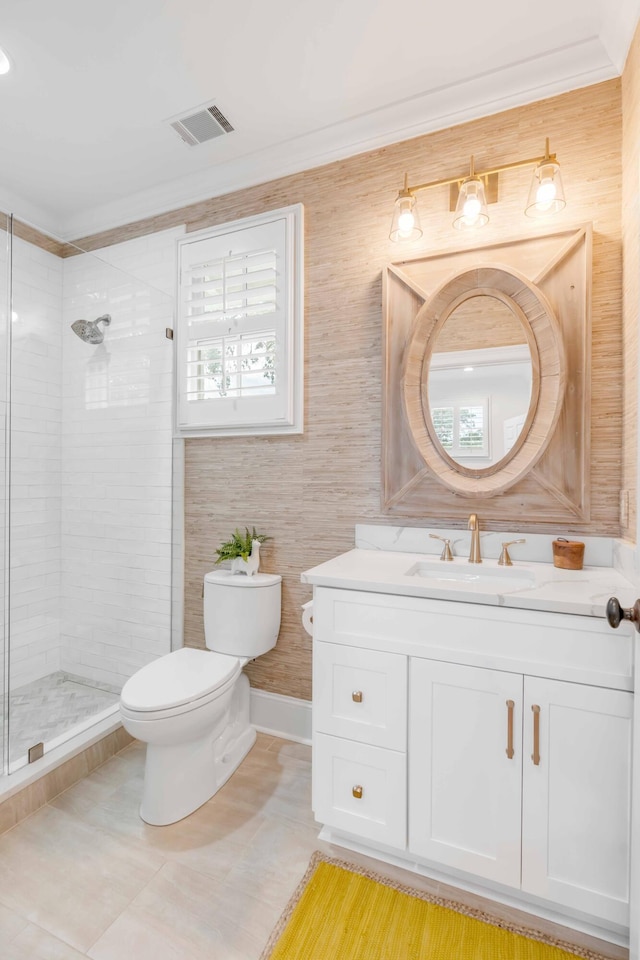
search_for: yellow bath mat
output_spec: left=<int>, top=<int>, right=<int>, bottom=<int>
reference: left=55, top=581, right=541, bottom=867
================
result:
left=260, top=852, right=612, bottom=960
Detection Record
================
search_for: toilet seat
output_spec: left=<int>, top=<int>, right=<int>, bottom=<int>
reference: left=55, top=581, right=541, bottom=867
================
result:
left=121, top=647, right=241, bottom=719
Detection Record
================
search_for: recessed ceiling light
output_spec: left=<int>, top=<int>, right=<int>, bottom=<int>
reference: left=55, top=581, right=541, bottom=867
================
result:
left=463, top=366, right=474, bottom=372
left=0, top=46, right=11, bottom=75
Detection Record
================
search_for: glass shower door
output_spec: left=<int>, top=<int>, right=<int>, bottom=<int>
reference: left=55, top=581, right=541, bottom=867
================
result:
left=0, top=213, right=10, bottom=776
left=5, top=218, right=175, bottom=771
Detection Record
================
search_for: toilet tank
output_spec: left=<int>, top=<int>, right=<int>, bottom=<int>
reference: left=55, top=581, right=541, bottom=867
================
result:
left=203, top=569, right=282, bottom=657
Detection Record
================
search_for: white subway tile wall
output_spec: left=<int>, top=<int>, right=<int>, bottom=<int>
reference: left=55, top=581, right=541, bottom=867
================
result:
left=59, top=228, right=180, bottom=689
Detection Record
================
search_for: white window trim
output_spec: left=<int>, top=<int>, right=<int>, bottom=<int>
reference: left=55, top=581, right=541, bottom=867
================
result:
left=175, top=204, right=304, bottom=437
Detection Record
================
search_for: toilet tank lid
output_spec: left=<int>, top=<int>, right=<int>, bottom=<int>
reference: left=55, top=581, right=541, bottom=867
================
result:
left=121, top=647, right=240, bottom=712
left=204, top=570, right=281, bottom=587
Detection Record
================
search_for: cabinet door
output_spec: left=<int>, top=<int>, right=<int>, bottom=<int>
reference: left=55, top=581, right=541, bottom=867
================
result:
left=522, top=677, right=632, bottom=926
left=409, top=660, right=522, bottom=887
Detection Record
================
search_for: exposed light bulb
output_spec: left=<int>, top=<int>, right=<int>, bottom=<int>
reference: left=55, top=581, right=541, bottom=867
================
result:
left=453, top=177, right=488, bottom=230
left=390, top=193, right=422, bottom=242
left=397, top=208, right=415, bottom=236
left=535, top=177, right=557, bottom=211
left=462, top=194, right=482, bottom=224
left=526, top=158, right=565, bottom=218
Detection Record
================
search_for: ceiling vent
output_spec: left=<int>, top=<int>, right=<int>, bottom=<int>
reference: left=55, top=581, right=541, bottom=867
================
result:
left=170, top=104, right=234, bottom=147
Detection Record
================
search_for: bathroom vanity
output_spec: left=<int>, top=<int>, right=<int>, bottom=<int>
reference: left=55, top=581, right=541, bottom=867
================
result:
left=302, top=544, right=636, bottom=942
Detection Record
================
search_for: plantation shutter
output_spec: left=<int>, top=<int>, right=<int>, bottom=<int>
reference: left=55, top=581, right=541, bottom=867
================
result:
left=176, top=205, right=303, bottom=435
left=430, top=399, right=489, bottom=458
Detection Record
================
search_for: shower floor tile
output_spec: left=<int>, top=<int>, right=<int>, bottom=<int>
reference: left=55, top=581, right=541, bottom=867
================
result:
left=6, top=673, right=120, bottom=763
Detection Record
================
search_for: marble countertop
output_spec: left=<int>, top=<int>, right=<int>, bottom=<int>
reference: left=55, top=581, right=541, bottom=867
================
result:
left=301, top=548, right=639, bottom=619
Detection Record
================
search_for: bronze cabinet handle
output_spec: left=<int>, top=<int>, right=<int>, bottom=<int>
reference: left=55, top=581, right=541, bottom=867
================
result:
left=352, top=785, right=363, bottom=799
left=352, top=691, right=363, bottom=703
left=531, top=704, right=541, bottom=765
left=506, top=699, right=515, bottom=759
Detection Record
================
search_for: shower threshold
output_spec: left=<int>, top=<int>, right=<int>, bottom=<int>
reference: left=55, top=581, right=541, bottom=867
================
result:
left=5, top=672, right=120, bottom=766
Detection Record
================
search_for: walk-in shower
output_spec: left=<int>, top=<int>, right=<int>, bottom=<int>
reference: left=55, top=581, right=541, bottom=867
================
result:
left=0, top=213, right=180, bottom=786
left=70, top=313, right=111, bottom=344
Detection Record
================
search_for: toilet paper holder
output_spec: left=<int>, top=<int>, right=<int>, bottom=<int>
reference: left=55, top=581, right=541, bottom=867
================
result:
left=302, top=600, right=314, bottom=637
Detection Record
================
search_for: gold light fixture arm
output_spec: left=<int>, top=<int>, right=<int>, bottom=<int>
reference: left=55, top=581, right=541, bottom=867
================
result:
left=398, top=142, right=557, bottom=199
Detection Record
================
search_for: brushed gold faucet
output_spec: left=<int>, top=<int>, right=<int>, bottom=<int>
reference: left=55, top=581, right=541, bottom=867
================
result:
left=468, top=513, right=482, bottom=563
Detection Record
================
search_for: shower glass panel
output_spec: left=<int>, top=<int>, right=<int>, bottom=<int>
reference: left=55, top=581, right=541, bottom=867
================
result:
left=6, top=217, right=176, bottom=771
left=0, top=213, right=9, bottom=776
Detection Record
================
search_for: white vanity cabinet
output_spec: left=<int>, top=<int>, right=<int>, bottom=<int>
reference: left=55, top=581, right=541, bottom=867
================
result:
left=311, top=584, right=634, bottom=932
left=410, top=660, right=632, bottom=926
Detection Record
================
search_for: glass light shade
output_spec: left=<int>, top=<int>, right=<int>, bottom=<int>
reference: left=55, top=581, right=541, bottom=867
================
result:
left=389, top=194, right=423, bottom=242
left=452, top=178, right=489, bottom=230
left=0, top=46, right=10, bottom=75
left=525, top=160, right=566, bottom=217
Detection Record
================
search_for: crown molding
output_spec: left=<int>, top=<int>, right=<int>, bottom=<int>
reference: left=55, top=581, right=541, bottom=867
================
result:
left=599, top=0, right=640, bottom=71
left=0, top=187, right=59, bottom=237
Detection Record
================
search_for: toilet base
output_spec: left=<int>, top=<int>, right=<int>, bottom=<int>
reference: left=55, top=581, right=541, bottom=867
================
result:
left=139, top=672, right=255, bottom=826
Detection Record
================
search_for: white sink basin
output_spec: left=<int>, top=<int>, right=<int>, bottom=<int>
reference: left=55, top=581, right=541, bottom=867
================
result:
left=405, top=560, right=536, bottom=591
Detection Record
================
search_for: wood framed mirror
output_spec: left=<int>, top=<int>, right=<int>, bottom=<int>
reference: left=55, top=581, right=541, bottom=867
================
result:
left=383, top=225, right=591, bottom=523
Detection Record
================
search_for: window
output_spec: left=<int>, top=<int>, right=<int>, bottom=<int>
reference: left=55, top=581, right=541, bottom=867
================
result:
left=176, top=204, right=303, bottom=436
left=187, top=332, right=276, bottom=401
left=431, top=399, right=490, bottom=458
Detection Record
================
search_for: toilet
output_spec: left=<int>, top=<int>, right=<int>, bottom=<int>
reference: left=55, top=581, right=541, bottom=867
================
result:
left=120, top=568, right=281, bottom=825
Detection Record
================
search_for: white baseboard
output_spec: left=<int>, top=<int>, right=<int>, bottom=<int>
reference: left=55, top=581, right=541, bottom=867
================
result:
left=250, top=689, right=312, bottom=744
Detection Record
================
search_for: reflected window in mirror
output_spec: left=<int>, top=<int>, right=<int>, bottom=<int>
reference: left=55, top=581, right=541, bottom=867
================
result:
left=431, top=399, right=489, bottom=458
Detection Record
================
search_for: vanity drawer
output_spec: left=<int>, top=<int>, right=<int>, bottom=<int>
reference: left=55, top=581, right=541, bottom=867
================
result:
left=313, top=641, right=407, bottom=749
left=313, top=733, right=406, bottom=849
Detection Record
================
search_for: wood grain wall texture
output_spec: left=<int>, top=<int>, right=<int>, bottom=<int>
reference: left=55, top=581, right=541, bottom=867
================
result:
left=622, top=23, right=640, bottom=543
left=73, top=80, right=624, bottom=701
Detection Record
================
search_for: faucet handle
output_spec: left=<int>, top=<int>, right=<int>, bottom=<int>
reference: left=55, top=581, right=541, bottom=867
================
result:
left=429, top=534, right=454, bottom=561
left=498, top=539, right=526, bottom=566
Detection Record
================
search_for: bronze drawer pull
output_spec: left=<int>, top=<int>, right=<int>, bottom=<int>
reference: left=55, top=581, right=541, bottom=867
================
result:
left=352, top=785, right=363, bottom=799
left=352, top=691, right=363, bottom=702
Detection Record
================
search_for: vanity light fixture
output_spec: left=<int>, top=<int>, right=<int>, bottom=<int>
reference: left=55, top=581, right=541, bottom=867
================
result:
left=389, top=138, right=566, bottom=240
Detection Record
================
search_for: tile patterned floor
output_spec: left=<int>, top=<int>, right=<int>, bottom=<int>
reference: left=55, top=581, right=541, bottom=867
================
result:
left=0, top=734, right=628, bottom=960
left=5, top=673, right=120, bottom=763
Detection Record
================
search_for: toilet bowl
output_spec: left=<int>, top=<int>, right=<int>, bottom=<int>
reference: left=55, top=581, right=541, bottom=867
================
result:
left=120, top=569, right=281, bottom=825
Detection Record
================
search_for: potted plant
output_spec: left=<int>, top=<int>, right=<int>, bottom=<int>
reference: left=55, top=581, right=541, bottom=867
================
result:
left=215, top=527, right=270, bottom=576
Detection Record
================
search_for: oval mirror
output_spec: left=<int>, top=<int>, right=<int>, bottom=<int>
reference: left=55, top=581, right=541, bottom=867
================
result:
left=424, top=294, right=534, bottom=470
left=403, top=266, right=565, bottom=498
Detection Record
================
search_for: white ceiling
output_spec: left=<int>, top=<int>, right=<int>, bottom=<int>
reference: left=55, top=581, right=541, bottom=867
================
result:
left=0, top=0, right=638, bottom=239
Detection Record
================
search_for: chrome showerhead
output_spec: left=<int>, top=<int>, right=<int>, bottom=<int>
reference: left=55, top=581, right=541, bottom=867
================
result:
left=71, top=314, right=111, bottom=344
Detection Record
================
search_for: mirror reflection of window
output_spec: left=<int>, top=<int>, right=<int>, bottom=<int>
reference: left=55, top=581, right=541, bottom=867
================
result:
left=432, top=400, right=489, bottom=458
left=425, top=295, right=533, bottom=468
